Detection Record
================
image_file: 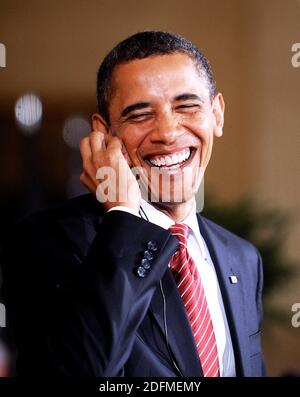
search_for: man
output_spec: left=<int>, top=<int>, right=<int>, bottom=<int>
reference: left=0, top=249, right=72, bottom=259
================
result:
left=0, top=31, right=265, bottom=377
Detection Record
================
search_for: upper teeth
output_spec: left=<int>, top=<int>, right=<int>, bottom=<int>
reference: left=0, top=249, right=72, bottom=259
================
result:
left=148, top=148, right=191, bottom=167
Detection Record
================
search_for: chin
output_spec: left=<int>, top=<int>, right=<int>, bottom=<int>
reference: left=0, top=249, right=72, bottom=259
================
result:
left=146, top=181, right=198, bottom=205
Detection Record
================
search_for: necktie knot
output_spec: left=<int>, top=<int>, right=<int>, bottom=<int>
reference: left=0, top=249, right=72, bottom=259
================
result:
left=169, top=223, right=190, bottom=273
left=169, top=223, right=189, bottom=245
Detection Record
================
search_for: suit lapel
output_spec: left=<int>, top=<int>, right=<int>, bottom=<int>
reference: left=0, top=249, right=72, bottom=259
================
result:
left=149, top=258, right=203, bottom=377
left=148, top=212, right=253, bottom=377
left=197, top=214, right=251, bottom=376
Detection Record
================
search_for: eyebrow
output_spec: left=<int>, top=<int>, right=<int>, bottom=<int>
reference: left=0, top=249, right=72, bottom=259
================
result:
left=121, top=102, right=150, bottom=118
left=174, top=93, right=203, bottom=102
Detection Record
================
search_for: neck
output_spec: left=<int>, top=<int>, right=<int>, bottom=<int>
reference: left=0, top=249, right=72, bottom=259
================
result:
left=153, top=198, right=195, bottom=223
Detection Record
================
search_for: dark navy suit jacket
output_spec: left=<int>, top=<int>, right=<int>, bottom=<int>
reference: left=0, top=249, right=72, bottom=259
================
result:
left=0, top=194, right=265, bottom=377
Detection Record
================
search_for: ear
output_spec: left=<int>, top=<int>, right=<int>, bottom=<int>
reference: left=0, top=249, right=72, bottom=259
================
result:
left=92, top=113, right=110, bottom=134
left=212, top=93, right=225, bottom=138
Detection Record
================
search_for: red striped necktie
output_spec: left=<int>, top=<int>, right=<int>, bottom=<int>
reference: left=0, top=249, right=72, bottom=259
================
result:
left=169, top=223, right=220, bottom=377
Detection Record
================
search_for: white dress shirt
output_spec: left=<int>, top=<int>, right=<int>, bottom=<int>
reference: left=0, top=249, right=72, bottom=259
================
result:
left=108, top=199, right=236, bottom=377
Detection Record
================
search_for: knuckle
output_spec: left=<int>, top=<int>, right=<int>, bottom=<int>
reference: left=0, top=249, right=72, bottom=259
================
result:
left=90, top=130, right=101, bottom=140
left=79, top=171, right=85, bottom=182
left=92, top=152, right=104, bottom=168
left=107, top=151, right=117, bottom=162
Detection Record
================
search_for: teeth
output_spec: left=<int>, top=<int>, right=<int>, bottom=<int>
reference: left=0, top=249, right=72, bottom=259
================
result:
left=160, top=157, right=166, bottom=166
left=148, top=148, right=191, bottom=167
left=165, top=156, right=172, bottom=166
left=171, top=154, right=179, bottom=164
left=177, top=153, right=184, bottom=163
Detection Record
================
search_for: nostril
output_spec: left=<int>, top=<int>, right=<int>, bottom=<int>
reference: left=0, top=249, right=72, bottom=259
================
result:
left=150, top=128, right=178, bottom=144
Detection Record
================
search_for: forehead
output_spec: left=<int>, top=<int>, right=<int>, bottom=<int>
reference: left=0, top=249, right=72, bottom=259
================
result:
left=109, top=53, right=209, bottom=105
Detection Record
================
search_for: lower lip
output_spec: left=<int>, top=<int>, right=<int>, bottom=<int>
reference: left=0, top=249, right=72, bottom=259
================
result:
left=145, top=148, right=197, bottom=173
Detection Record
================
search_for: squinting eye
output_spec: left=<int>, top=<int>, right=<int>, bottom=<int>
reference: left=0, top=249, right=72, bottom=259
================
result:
left=177, top=104, right=199, bottom=110
left=127, top=113, right=153, bottom=121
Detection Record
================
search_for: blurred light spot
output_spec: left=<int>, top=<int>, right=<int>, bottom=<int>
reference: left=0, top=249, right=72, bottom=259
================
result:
left=63, top=116, right=90, bottom=150
left=15, top=93, right=42, bottom=134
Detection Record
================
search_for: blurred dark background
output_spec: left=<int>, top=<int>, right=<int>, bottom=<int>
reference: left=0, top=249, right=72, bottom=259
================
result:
left=0, top=0, right=300, bottom=376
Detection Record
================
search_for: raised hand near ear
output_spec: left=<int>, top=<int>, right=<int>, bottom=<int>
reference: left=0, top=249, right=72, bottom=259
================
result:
left=79, top=129, right=141, bottom=213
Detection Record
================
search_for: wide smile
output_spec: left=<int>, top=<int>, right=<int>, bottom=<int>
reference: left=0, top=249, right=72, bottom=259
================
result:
left=144, top=147, right=197, bottom=172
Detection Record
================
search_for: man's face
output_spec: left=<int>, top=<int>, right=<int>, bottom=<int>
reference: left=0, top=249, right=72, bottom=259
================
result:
left=105, top=53, right=224, bottom=205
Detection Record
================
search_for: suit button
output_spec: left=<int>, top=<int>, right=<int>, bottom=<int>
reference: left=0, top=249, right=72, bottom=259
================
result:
left=141, top=258, right=150, bottom=269
left=147, top=240, right=157, bottom=251
left=143, top=250, right=153, bottom=261
left=136, top=266, right=147, bottom=278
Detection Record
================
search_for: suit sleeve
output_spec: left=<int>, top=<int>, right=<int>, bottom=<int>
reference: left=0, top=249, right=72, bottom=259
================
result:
left=255, top=249, right=264, bottom=328
left=0, top=210, right=177, bottom=377
left=255, top=247, right=267, bottom=376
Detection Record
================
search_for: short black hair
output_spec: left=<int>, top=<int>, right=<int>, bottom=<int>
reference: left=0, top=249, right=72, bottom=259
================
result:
left=97, top=31, right=216, bottom=124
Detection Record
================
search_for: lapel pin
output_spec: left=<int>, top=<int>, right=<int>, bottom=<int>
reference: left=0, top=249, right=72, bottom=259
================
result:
left=229, top=275, right=238, bottom=284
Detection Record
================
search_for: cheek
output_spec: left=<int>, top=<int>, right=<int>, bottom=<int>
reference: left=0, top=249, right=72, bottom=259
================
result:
left=180, top=113, right=213, bottom=142
left=180, top=115, right=214, bottom=168
left=119, top=128, right=145, bottom=160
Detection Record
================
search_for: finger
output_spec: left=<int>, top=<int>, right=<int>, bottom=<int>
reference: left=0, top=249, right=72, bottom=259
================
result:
left=90, top=131, right=107, bottom=167
left=80, top=171, right=97, bottom=194
left=107, top=135, right=122, bottom=152
left=90, top=130, right=106, bottom=154
left=80, top=136, right=99, bottom=182
left=80, top=136, right=92, bottom=170
left=107, top=135, right=133, bottom=167
left=80, top=169, right=96, bottom=186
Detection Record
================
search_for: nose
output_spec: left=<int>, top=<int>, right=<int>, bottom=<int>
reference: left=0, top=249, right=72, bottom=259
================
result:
left=150, top=111, right=183, bottom=145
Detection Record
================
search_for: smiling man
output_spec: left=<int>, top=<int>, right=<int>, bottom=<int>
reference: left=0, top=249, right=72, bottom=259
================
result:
left=1, top=31, right=265, bottom=377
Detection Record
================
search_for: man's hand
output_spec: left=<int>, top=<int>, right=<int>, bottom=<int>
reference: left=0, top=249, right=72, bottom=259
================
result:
left=80, top=130, right=141, bottom=212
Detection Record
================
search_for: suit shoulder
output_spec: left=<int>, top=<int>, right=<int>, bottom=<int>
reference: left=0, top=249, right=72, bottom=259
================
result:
left=1, top=195, right=103, bottom=292
left=1, top=194, right=103, bottom=253
left=199, top=215, right=263, bottom=289
left=18, top=194, right=104, bottom=227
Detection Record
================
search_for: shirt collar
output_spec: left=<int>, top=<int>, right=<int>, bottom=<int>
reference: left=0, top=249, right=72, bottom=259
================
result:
left=140, top=198, right=200, bottom=238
